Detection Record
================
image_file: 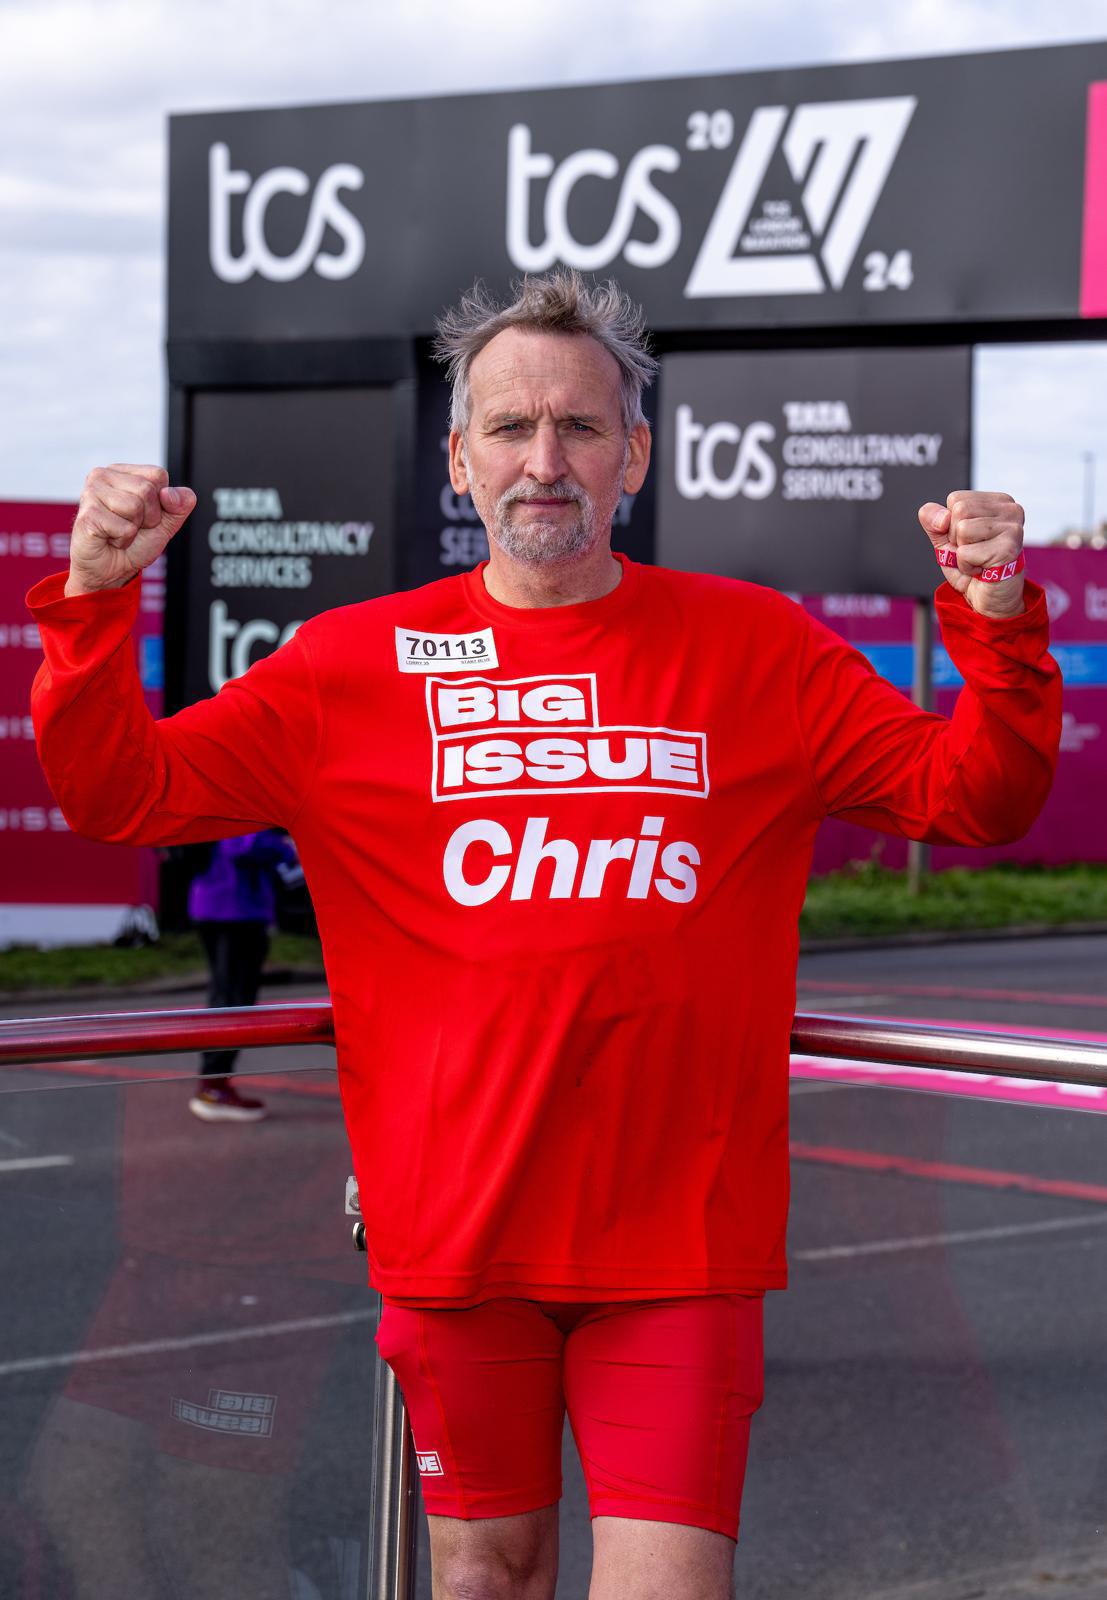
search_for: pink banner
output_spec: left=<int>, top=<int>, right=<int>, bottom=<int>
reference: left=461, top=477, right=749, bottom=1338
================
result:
left=1, top=502, right=164, bottom=946
left=1081, top=81, right=1107, bottom=317
left=808, top=550, right=1107, bottom=872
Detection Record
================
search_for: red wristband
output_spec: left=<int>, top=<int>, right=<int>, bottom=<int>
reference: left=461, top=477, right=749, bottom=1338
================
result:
left=935, top=547, right=1026, bottom=583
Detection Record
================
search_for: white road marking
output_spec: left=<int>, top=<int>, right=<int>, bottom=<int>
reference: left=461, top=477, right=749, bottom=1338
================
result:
left=795, top=1212, right=1107, bottom=1262
left=789, top=1081, right=856, bottom=1097
left=0, top=1155, right=73, bottom=1173
left=796, top=993, right=898, bottom=1009
left=0, top=1126, right=25, bottom=1149
left=0, top=1307, right=378, bottom=1379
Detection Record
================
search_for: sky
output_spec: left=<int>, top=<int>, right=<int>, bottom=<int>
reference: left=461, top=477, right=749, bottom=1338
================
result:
left=3, top=0, right=1107, bottom=543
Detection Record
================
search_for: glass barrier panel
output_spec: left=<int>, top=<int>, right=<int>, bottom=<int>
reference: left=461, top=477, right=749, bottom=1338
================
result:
left=1, top=961, right=1104, bottom=1599
left=1, top=1007, right=382, bottom=1600
left=555, top=1071, right=1107, bottom=1599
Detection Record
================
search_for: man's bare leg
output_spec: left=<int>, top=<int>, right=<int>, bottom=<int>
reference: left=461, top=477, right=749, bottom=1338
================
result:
left=428, top=1505, right=559, bottom=1600
left=589, top=1516, right=735, bottom=1600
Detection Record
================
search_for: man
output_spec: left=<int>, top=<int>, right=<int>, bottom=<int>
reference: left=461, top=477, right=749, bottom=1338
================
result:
left=30, top=270, right=1060, bottom=1600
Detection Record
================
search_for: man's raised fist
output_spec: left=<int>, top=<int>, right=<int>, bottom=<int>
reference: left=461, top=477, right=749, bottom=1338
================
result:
left=65, top=465, right=197, bottom=597
left=917, top=491, right=1026, bottom=619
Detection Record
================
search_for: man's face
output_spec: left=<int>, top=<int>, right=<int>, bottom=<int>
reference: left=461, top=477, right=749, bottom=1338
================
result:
left=448, top=328, right=650, bottom=567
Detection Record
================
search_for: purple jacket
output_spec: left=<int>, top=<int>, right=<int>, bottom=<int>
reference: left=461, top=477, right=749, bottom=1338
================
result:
left=187, top=831, right=299, bottom=925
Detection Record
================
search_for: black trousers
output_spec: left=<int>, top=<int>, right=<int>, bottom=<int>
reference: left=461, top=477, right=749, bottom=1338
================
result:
left=196, top=920, right=270, bottom=1079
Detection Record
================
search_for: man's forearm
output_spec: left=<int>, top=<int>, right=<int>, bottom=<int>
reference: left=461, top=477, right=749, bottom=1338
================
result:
left=29, top=570, right=320, bottom=845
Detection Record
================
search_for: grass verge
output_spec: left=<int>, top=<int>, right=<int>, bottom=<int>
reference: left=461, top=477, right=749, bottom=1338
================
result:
left=0, top=931, right=324, bottom=992
left=1, top=866, right=1105, bottom=990
left=800, top=862, right=1107, bottom=942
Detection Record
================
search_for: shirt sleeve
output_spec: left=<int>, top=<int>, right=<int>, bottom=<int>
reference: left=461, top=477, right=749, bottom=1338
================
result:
left=794, top=581, right=1062, bottom=846
left=28, top=572, right=323, bottom=847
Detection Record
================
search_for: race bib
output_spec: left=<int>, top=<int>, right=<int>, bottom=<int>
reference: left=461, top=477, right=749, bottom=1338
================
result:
left=395, top=627, right=498, bottom=673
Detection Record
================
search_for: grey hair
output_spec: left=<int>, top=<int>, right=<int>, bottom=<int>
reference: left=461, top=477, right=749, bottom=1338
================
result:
left=433, top=269, right=657, bottom=436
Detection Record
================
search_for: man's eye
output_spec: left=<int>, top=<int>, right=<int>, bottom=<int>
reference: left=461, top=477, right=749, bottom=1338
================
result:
left=568, top=420, right=593, bottom=433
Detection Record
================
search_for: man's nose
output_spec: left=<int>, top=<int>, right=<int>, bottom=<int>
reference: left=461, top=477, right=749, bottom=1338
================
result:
left=524, top=424, right=569, bottom=484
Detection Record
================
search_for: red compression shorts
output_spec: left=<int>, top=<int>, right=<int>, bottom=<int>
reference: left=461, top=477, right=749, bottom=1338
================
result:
left=375, top=1293, right=764, bottom=1539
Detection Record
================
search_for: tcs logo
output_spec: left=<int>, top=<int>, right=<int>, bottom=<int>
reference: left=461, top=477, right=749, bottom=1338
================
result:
left=208, top=142, right=366, bottom=283
left=208, top=601, right=301, bottom=692
left=673, top=404, right=776, bottom=500
left=506, top=124, right=681, bottom=273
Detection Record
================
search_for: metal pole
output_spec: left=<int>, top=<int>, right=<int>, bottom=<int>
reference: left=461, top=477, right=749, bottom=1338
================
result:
left=367, top=1298, right=419, bottom=1600
left=0, top=1000, right=335, bottom=1067
left=907, top=595, right=933, bottom=895
left=790, top=1013, right=1107, bottom=1088
left=1083, top=449, right=1096, bottom=538
left=6, top=1004, right=1107, bottom=1090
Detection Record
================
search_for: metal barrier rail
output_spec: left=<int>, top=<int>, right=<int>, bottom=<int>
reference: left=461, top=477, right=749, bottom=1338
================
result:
left=2, top=1003, right=1107, bottom=1086
left=2, top=1000, right=1105, bottom=1600
left=0, top=1000, right=334, bottom=1066
left=790, top=1014, right=1107, bottom=1088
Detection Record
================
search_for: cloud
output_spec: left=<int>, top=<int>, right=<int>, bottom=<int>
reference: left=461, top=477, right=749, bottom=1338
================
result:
left=0, top=248, right=163, bottom=500
left=3, top=0, right=1107, bottom=499
left=975, top=344, right=1107, bottom=543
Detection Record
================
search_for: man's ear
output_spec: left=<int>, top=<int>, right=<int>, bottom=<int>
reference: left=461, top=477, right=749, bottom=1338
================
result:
left=624, top=423, right=651, bottom=495
left=448, top=430, right=469, bottom=495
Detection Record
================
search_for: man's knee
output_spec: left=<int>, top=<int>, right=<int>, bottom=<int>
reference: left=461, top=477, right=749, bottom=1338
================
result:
left=435, top=1554, right=542, bottom=1600
left=429, top=1509, right=557, bottom=1600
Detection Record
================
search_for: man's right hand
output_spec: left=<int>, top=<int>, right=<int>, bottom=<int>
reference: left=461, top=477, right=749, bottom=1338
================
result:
left=65, top=464, right=197, bottom=597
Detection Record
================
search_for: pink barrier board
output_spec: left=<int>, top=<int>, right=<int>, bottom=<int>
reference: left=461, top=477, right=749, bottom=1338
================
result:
left=808, top=550, right=1107, bottom=871
left=2, top=502, right=164, bottom=946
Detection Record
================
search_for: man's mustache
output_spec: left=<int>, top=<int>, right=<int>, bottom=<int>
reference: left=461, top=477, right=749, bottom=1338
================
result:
left=501, top=481, right=582, bottom=506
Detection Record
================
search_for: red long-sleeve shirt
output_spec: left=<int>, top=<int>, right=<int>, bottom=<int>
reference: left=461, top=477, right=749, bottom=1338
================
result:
left=28, top=557, right=1061, bottom=1306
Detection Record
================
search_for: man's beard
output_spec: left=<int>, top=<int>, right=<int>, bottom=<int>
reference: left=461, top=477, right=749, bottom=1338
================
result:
left=463, top=444, right=627, bottom=567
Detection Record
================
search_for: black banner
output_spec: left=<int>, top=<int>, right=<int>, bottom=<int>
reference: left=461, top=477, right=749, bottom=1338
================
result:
left=169, top=42, right=1107, bottom=341
left=179, top=387, right=396, bottom=705
left=655, top=346, right=971, bottom=595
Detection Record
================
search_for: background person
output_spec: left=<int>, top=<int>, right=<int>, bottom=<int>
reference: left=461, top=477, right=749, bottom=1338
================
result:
left=187, top=829, right=301, bottom=1122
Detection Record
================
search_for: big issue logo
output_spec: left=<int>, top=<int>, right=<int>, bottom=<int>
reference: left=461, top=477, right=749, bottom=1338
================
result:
left=428, top=675, right=708, bottom=906
left=208, top=142, right=366, bottom=283
left=507, top=96, right=916, bottom=298
left=425, top=675, right=709, bottom=801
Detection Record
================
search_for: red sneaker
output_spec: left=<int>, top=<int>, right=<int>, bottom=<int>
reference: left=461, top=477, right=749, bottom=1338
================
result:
left=188, top=1079, right=268, bottom=1123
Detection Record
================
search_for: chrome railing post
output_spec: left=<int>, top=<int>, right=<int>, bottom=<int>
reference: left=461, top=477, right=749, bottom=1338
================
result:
left=368, top=1300, right=418, bottom=1600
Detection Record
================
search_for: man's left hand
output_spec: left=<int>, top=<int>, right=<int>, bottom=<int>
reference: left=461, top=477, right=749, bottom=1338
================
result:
left=918, top=491, right=1026, bottom=619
